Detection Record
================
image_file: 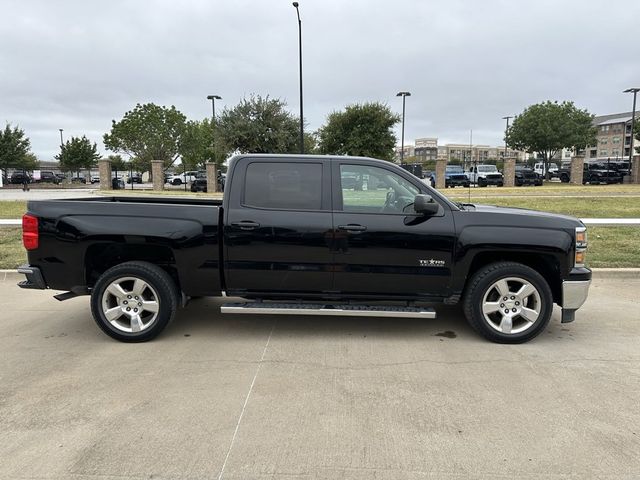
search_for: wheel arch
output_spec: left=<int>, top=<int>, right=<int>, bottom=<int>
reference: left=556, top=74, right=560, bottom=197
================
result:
left=464, top=251, right=563, bottom=305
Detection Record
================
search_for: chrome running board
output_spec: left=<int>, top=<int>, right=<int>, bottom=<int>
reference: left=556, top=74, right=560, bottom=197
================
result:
left=220, top=302, right=436, bottom=319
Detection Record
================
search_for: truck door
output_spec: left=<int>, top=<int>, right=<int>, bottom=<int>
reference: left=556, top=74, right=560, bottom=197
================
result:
left=330, top=161, right=455, bottom=298
left=223, top=157, right=334, bottom=296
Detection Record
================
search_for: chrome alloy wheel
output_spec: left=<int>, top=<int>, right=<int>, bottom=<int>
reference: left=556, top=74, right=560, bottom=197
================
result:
left=481, top=277, right=542, bottom=335
left=101, top=276, right=160, bottom=333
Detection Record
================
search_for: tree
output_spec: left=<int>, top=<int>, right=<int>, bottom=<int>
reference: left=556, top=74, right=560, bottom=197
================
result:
left=317, top=102, right=400, bottom=161
left=507, top=101, right=596, bottom=179
left=216, top=95, right=299, bottom=154
left=634, top=121, right=640, bottom=154
left=103, top=103, right=187, bottom=173
left=56, top=136, right=101, bottom=175
left=0, top=124, right=31, bottom=173
left=106, top=154, right=128, bottom=173
left=21, top=152, right=39, bottom=170
left=180, top=119, right=218, bottom=170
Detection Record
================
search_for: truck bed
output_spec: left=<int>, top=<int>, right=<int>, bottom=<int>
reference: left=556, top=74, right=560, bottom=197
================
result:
left=25, top=196, right=223, bottom=297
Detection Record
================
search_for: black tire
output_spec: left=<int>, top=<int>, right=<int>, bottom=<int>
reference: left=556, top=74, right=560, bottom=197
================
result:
left=172, top=178, right=182, bottom=185
left=90, top=261, right=179, bottom=342
left=462, top=262, right=553, bottom=344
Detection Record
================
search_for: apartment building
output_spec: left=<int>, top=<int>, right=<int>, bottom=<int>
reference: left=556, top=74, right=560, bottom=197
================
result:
left=396, top=138, right=525, bottom=163
left=586, top=112, right=638, bottom=160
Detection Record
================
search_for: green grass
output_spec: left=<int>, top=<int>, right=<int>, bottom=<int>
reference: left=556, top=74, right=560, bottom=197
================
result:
left=0, top=228, right=25, bottom=269
left=462, top=196, right=640, bottom=218
left=0, top=201, right=27, bottom=219
left=587, top=227, right=640, bottom=268
left=445, top=183, right=640, bottom=197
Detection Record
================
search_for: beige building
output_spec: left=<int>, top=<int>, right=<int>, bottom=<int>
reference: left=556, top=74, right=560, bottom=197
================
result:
left=586, top=112, right=638, bottom=160
left=396, top=138, right=525, bottom=164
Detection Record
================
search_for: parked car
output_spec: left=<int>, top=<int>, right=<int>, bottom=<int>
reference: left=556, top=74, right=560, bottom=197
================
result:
left=422, top=170, right=435, bottom=188
left=465, top=164, right=504, bottom=187
left=444, top=165, right=470, bottom=188
left=71, top=176, right=87, bottom=184
left=557, top=163, right=623, bottom=184
left=18, top=154, right=591, bottom=345
left=166, top=171, right=199, bottom=185
left=400, top=163, right=423, bottom=179
left=534, top=162, right=559, bottom=178
left=55, top=173, right=67, bottom=182
left=190, top=177, right=208, bottom=192
left=514, top=166, right=543, bottom=186
left=127, top=173, right=143, bottom=184
left=91, top=176, right=101, bottom=184
left=10, top=171, right=32, bottom=184
left=37, top=171, right=60, bottom=184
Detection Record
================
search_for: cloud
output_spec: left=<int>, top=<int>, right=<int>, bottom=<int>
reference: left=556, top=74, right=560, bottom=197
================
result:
left=1, top=0, right=638, bottom=160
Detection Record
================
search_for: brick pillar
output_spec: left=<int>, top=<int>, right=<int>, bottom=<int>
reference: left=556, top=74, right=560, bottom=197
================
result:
left=631, top=155, right=640, bottom=184
left=570, top=155, right=584, bottom=185
left=503, top=157, right=516, bottom=187
left=435, top=159, right=446, bottom=189
left=206, top=162, right=218, bottom=193
left=98, top=159, right=112, bottom=190
left=151, top=160, right=164, bottom=191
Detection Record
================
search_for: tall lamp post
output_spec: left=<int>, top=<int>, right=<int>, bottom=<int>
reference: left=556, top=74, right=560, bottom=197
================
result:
left=502, top=116, right=513, bottom=162
left=207, top=94, right=222, bottom=165
left=396, top=91, right=411, bottom=163
left=624, top=88, right=639, bottom=176
left=59, top=128, right=64, bottom=146
left=292, top=2, right=304, bottom=154
left=207, top=94, right=222, bottom=119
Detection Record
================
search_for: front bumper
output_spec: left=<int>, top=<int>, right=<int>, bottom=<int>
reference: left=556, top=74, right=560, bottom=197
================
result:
left=560, top=267, right=592, bottom=323
left=17, top=264, right=47, bottom=290
left=562, top=280, right=591, bottom=309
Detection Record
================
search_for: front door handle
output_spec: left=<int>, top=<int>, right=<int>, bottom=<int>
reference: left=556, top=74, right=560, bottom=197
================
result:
left=338, top=224, right=367, bottom=232
left=231, top=221, right=260, bottom=231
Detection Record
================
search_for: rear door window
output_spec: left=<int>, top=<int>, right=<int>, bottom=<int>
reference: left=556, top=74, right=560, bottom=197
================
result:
left=244, top=162, right=322, bottom=210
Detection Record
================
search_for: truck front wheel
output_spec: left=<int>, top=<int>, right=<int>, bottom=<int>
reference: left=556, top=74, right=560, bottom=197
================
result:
left=462, top=262, right=553, bottom=343
left=90, top=262, right=178, bottom=342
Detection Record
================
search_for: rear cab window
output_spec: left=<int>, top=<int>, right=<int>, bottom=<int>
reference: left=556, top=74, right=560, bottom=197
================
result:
left=243, top=162, right=323, bottom=210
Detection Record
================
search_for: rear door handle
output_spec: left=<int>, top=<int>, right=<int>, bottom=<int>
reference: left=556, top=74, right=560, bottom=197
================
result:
left=231, top=221, right=260, bottom=231
left=338, top=224, right=367, bottom=232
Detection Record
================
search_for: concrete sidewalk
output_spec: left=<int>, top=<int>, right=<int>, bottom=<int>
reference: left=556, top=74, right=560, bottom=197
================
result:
left=1, top=276, right=639, bottom=479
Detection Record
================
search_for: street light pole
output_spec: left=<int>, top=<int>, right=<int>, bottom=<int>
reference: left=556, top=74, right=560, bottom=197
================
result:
left=624, top=88, right=639, bottom=176
left=396, top=92, right=411, bottom=163
left=502, top=116, right=513, bottom=163
left=206, top=95, right=222, bottom=120
left=207, top=95, right=222, bottom=167
left=59, top=129, right=64, bottom=147
left=292, top=2, right=304, bottom=154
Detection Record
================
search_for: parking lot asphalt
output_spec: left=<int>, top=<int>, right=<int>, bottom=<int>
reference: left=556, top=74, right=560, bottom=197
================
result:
left=1, top=275, right=639, bottom=479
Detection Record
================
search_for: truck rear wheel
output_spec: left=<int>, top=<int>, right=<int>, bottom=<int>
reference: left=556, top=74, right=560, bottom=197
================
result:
left=90, top=262, right=178, bottom=342
left=462, top=262, right=553, bottom=343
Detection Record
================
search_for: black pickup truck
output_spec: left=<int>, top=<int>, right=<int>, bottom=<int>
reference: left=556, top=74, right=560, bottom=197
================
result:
left=18, top=154, right=591, bottom=344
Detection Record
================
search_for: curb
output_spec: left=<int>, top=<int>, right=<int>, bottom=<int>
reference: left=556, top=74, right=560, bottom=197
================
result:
left=3, top=268, right=640, bottom=283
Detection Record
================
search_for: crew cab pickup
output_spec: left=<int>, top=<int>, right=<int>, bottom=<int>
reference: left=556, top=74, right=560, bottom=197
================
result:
left=18, top=154, right=591, bottom=344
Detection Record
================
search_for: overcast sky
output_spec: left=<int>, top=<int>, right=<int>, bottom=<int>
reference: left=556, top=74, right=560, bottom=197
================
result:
left=1, top=0, right=639, bottom=161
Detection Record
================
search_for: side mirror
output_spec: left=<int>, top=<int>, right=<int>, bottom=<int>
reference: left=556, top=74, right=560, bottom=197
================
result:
left=414, top=194, right=439, bottom=215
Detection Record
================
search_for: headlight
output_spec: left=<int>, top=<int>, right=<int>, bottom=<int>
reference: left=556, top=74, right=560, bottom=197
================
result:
left=575, top=226, right=587, bottom=267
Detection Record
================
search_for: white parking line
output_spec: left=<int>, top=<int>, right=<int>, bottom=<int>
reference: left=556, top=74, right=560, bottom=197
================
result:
left=217, top=321, right=275, bottom=480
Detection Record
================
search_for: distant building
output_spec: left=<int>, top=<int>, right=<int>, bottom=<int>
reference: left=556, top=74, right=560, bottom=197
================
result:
left=396, top=137, right=524, bottom=164
left=586, top=112, right=638, bottom=160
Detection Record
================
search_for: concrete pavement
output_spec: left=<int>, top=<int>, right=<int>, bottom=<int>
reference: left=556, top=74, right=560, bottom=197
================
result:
left=1, top=276, right=639, bottom=479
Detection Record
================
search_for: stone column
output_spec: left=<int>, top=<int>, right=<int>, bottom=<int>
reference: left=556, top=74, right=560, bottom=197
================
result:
left=206, top=162, right=218, bottom=193
left=435, top=158, right=446, bottom=189
left=570, top=155, right=584, bottom=185
left=151, top=160, right=164, bottom=191
left=98, top=159, right=112, bottom=190
left=503, top=157, right=516, bottom=187
left=631, top=155, right=640, bottom=184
